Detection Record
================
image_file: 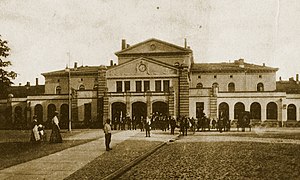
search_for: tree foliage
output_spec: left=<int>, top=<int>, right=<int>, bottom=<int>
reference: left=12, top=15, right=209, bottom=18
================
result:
left=0, top=35, right=17, bottom=98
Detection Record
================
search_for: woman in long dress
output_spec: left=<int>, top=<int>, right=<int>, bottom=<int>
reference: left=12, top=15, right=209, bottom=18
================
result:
left=49, top=111, right=62, bottom=143
left=30, top=115, right=41, bottom=143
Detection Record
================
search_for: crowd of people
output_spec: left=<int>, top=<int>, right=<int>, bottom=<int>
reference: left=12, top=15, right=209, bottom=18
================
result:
left=110, top=111, right=231, bottom=136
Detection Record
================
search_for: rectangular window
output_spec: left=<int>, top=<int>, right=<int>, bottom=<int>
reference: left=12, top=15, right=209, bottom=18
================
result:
left=155, top=80, right=161, bottom=92
left=136, top=81, right=142, bottom=92
left=116, top=81, right=122, bottom=92
left=163, top=80, right=170, bottom=92
left=144, top=81, right=150, bottom=92
left=125, top=81, right=130, bottom=92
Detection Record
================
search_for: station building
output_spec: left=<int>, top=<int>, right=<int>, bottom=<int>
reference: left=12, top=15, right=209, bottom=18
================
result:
left=1, top=38, right=300, bottom=129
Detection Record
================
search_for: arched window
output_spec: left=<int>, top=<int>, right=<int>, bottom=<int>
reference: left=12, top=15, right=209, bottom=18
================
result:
left=56, top=86, right=62, bottom=94
left=267, top=102, right=277, bottom=120
left=228, top=82, right=235, bottom=92
left=287, top=104, right=296, bottom=120
left=250, top=102, right=261, bottom=120
left=257, top=83, right=264, bottom=92
left=234, top=102, right=245, bottom=119
left=196, top=83, right=203, bottom=89
left=79, top=85, right=85, bottom=90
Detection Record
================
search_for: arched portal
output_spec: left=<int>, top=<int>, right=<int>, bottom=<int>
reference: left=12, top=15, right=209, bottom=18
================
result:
left=287, top=104, right=296, bottom=120
left=34, top=104, right=43, bottom=124
left=132, top=102, right=147, bottom=123
left=219, top=102, right=229, bottom=120
left=234, top=102, right=245, bottom=119
left=111, top=102, right=126, bottom=122
left=14, top=106, right=24, bottom=128
left=47, top=104, right=56, bottom=122
left=250, top=102, right=261, bottom=120
left=267, top=102, right=277, bottom=120
left=152, top=101, right=168, bottom=116
left=60, top=104, right=69, bottom=129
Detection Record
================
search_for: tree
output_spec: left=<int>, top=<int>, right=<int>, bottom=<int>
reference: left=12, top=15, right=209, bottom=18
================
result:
left=0, top=35, right=17, bottom=98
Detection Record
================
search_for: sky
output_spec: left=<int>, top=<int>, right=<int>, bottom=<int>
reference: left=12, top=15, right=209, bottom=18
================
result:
left=0, top=0, right=300, bottom=85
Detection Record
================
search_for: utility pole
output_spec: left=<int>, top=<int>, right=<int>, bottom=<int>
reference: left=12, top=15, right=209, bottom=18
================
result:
left=67, top=52, right=72, bottom=131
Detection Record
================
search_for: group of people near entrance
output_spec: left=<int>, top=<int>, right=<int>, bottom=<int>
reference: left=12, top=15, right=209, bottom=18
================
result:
left=30, top=111, right=62, bottom=143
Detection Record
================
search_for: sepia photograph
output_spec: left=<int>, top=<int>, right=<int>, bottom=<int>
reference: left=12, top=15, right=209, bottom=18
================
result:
left=0, top=0, right=300, bottom=179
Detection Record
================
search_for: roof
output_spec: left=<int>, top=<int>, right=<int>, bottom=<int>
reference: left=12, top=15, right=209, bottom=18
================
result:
left=42, top=66, right=103, bottom=77
left=191, top=60, right=278, bottom=73
left=6, top=85, right=45, bottom=98
left=115, top=38, right=192, bottom=55
left=276, top=80, right=300, bottom=94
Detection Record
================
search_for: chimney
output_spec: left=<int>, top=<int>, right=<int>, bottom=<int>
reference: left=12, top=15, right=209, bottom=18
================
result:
left=236, top=58, right=244, bottom=68
left=296, top=74, right=299, bottom=81
left=263, top=63, right=265, bottom=66
left=279, top=76, right=282, bottom=81
left=110, top=60, right=113, bottom=66
left=184, top=38, right=187, bottom=48
left=26, top=82, right=30, bottom=86
left=121, top=39, right=126, bottom=50
left=126, top=44, right=130, bottom=48
left=36, top=78, right=38, bottom=86
left=74, top=62, right=77, bottom=69
left=19, top=83, right=21, bottom=86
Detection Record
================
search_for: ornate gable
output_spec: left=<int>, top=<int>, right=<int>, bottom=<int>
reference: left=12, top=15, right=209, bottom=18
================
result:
left=115, top=38, right=191, bottom=56
left=107, top=57, right=178, bottom=78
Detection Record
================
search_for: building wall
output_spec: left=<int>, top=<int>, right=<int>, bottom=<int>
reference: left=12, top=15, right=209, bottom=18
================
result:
left=190, top=72, right=276, bottom=91
left=44, top=75, right=97, bottom=94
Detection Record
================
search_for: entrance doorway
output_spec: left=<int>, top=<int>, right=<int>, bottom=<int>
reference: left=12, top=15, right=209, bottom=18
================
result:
left=132, top=102, right=147, bottom=123
left=111, top=102, right=126, bottom=122
left=60, top=104, right=69, bottom=129
left=152, top=101, right=168, bottom=116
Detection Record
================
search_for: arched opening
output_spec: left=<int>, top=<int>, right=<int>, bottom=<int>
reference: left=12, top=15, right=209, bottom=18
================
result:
left=132, top=102, right=147, bottom=125
left=60, top=104, right=69, bottom=129
left=56, top=86, right=62, bottom=94
left=234, top=102, right=245, bottom=119
left=152, top=101, right=168, bottom=116
left=34, top=104, right=43, bottom=124
left=287, top=104, right=296, bottom=120
left=250, top=102, right=261, bottom=120
left=196, top=83, right=203, bottom=89
left=257, top=83, right=264, bottom=92
left=14, top=106, right=24, bottom=129
left=228, top=82, right=235, bottom=92
left=47, top=104, right=56, bottom=125
left=267, top=102, right=278, bottom=120
left=111, top=102, right=126, bottom=122
left=219, top=102, right=229, bottom=120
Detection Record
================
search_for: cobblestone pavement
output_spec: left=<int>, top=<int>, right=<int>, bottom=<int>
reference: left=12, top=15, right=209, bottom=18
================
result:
left=120, top=130, right=300, bottom=180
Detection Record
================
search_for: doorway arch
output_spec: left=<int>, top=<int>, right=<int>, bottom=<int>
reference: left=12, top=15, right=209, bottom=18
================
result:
left=111, top=102, right=126, bottom=122
left=60, top=104, right=69, bottom=129
left=219, top=102, right=229, bottom=120
left=152, top=101, right=168, bottom=116
left=132, top=102, right=147, bottom=123
left=34, top=104, right=43, bottom=124
left=234, top=102, right=245, bottom=119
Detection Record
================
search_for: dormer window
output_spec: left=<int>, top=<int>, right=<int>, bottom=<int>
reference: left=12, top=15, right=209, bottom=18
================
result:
left=79, top=85, right=85, bottom=90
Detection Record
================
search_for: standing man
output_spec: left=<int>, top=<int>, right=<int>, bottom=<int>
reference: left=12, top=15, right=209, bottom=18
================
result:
left=104, top=119, right=112, bottom=151
left=145, top=116, right=151, bottom=137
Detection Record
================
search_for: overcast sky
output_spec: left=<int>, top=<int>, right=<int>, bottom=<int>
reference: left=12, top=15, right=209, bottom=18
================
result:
left=1, top=0, right=300, bottom=85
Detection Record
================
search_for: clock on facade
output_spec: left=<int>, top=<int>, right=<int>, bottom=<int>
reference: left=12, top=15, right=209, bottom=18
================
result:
left=139, top=64, right=147, bottom=72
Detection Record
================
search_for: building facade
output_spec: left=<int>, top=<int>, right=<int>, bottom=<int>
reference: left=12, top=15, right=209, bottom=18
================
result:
left=1, top=38, right=300, bottom=129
